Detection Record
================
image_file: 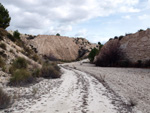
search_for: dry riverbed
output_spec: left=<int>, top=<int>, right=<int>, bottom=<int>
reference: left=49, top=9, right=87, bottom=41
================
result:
left=1, top=60, right=149, bottom=113
left=66, top=59, right=150, bottom=113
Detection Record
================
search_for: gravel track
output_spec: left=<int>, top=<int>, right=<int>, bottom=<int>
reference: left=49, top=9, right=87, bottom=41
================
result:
left=65, top=60, right=150, bottom=113
left=1, top=61, right=140, bottom=113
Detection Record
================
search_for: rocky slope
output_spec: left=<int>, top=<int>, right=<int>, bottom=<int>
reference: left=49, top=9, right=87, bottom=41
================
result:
left=119, top=28, right=150, bottom=62
left=21, top=35, right=98, bottom=61
left=0, top=29, right=41, bottom=86
left=97, top=28, right=150, bottom=63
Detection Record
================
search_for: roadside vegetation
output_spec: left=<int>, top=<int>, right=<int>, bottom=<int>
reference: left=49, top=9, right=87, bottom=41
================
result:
left=9, top=57, right=61, bottom=86
left=0, top=88, right=11, bottom=109
left=88, top=42, right=103, bottom=62
left=95, top=40, right=123, bottom=67
left=40, top=62, right=61, bottom=78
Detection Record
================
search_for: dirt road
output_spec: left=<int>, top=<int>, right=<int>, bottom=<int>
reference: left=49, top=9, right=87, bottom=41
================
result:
left=2, top=64, right=132, bottom=113
left=65, top=59, right=150, bottom=113
left=25, top=66, right=122, bottom=113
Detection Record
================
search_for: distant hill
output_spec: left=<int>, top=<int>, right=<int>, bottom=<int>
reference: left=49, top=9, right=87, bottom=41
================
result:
left=98, top=28, right=150, bottom=63
left=21, top=35, right=98, bottom=61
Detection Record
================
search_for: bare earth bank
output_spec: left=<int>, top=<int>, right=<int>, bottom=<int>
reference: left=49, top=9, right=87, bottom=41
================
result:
left=65, top=60, right=150, bottom=113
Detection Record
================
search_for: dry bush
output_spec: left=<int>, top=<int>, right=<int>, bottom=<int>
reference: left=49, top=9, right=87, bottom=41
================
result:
left=0, top=28, right=8, bottom=40
left=0, top=43, right=6, bottom=50
left=0, top=50, right=7, bottom=58
left=0, top=88, right=11, bottom=109
left=9, top=57, right=35, bottom=86
left=10, top=57, right=27, bottom=71
left=127, top=98, right=137, bottom=108
left=143, top=60, right=150, bottom=68
left=32, top=54, right=39, bottom=61
left=9, top=69, right=33, bottom=86
left=0, top=56, right=5, bottom=68
left=40, top=63, right=61, bottom=78
left=95, top=40, right=123, bottom=67
left=32, top=68, right=41, bottom=77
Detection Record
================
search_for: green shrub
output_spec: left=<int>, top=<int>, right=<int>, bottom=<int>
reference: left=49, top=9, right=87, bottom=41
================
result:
left=0, top=43, right=6, bottom=50
left=7, top=33, right=16, bottom=42
left=88, top=48, right=99, bottom=62
left=138, top=29, right=144, bottom=32
left=0, top=88, right=11, bottom=109
left=9, top=57, right=28, bottom=74
left=56, top=33, right=60, bottom=36
left=119, top=36, right=124, bottom=40
left=52, top=63, right=60, bottom=72
left=32, top=68, right=41, bottom=77
left=109, top=38, right=113, bottom=41
left=9, top=69, right=33, bottom=86
left=12, top=57, right=27, bottom=69
left=40, top=63, right=61, bottom=78
left=114, top=36, right=118, bottom=39
left=13, top=30, right=20, bottom=40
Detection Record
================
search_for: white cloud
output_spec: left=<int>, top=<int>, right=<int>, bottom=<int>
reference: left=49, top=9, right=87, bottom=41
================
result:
left=1, top=0, right=141, bottom=35
left=138, top=14, right=150, bottom=20
left=119, top=6, right=140, bottom=13
left=87, top=35, right=109, bottom=44
left=122, top=15, right=131, bottom=19
left=48, top=25, right=72, bottom=35
left=75, top=29, right=87, bottom=37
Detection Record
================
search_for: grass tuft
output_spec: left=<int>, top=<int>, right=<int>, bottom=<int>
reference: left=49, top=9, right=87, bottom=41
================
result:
left=0, top=88, right=11, bottom=109
left=9, top=69, right=33, bottom=86
left=40, top=63, right=61, bottom=78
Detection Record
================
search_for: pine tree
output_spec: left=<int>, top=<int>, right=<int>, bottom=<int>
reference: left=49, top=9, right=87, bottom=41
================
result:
left=56, top=33, right=60, bottom=36
left=0, top=3, right=11, bottom=29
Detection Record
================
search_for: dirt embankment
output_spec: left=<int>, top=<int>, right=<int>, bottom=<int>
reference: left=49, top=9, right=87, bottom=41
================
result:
left=21, top=35, right=98, bottom=61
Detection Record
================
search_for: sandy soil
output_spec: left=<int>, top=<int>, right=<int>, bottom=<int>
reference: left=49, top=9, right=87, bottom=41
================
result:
left=1, top=64, right=130, bottom=113
left=65, top=59, right=150, bottom=113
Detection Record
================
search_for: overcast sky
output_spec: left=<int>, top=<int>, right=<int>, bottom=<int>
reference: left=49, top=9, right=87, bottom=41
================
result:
left=1, top=0, right=150, bottom=43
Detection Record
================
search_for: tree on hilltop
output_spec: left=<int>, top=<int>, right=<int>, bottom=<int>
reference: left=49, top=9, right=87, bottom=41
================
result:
left=0, top=3, right=11, bottom=29
left=56, top=33, right=60, bottom=36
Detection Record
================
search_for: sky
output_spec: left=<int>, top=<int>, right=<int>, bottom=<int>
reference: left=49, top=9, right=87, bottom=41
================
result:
left=1, top=0, right=150, bottom=44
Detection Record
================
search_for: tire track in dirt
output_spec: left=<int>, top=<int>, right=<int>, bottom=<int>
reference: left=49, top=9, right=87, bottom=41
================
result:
left=10, top=66, right=121, bottom=113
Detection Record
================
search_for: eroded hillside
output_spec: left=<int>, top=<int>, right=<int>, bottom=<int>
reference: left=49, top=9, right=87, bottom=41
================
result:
left=120, top=29, right=150, bottom=62
left=98, top=28, right=150, bottom=64
left=21, top=35, right=98, bottom=61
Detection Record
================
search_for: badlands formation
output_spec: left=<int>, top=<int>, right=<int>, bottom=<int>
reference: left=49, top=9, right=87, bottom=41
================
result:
left=21, top=34, right=98, bottom=61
